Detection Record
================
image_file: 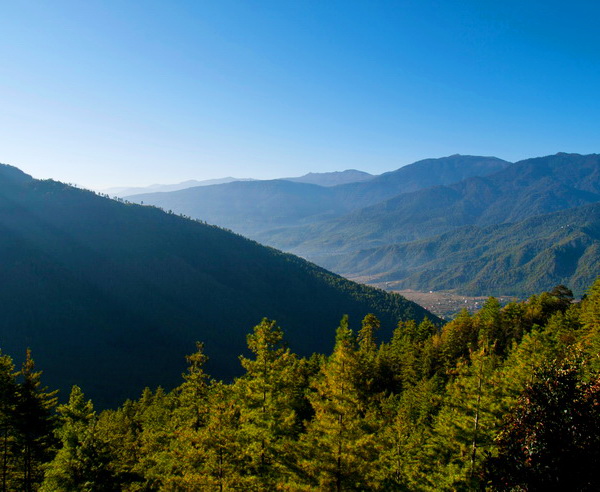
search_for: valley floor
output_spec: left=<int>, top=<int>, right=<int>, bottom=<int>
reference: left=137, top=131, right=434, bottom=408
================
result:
left=352, top=277, right=518, bottom=318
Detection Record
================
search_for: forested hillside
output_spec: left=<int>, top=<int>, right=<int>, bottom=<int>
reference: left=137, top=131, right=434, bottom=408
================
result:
left=130, top=179, right=350, bottom=236
left=0, top=164, right=430, bottom=408
left=2, top=281, right=599, bottom=490
left=324, top=202, right=600, bottom=297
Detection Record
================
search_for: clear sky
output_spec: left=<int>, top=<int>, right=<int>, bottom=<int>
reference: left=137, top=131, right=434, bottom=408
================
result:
left=1, top=1, right=599, bottom=189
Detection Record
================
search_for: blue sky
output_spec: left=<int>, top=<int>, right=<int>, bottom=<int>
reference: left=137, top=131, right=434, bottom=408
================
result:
left=1, top=1, right=598, bottom=188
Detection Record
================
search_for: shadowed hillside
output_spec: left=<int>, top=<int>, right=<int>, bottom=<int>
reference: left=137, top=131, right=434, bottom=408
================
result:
left=0, top=164, right=431, bottom=407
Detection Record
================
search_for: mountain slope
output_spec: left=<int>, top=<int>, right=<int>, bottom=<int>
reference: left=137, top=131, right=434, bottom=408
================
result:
left=0, top=164, right=431, bottom=407
left=329, top=154, right=510, bottom=209
left=129, top=179, right=351, bottom=236
left=322, top=202, right=600, bottom=296
left=127, top=155, right=510, bottom=238
left=264, top=153, right=600, bottom=256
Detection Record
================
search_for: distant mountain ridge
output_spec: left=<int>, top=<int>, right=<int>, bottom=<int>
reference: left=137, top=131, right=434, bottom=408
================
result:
left=0, top=163, right=430, bottom=407
left=283, top=169, right=374, bottom=187
left=102, top=177, right=255, bottom=197
left=127, top=155, right=510, bottom=237
left=327, top=154, right=510, bottom=210
left=105, top=168, right=375, bottom=198
left=130, top=179, right=351, bottom=236
left=264, top=153, right=600, bottom=256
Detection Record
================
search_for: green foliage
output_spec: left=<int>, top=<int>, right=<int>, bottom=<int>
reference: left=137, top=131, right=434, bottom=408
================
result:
left=0, top=352, right=17, bottom=491
left=580, top=277, right=600, bottom=373
left=13, top=350, right=57, bottom=492
left=424, top=348, right=508, bottom=489
left=41, top=386, right=117, bottom=491
left=2, top=279, right=600, bottom=490
left=233, top=319, right=300, bottom=487
left=323, top=199, right=600, bottom=298
left=300, top=315, right=382, bottom=490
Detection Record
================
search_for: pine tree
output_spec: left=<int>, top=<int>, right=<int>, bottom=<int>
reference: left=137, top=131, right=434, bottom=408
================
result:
left=377, top=378, right=440, bottom=489
left=13, top=349, right=57, bottom=492
left=233, top=318, right=300, bottom=487
left=0, top=353, right=17, bottom=492
left=129, top=387, right=177, bottom=489
left=383, top=320, right=420, bottom=393
left=166, top=382, right=243, bottom=491
left=438, top=309, right=477, bottom=371
left=424, top=347, right=506, bottom=489
left=580, top=278, right=600, bottom=373
left=173, top=341, right=211, bottom=430
left=355, top=314, right=382, bottom=400
left=41, top=386, right=117, bottom=491
left=476, top=297, right=506, bottom=353
left=301, top=315, right=380, bottom=490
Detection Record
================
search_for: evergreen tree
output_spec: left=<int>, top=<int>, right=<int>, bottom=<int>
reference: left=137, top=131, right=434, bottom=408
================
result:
left=173, top=341, right=211, bottom=430
left=377, top=378, right=440, bottom=489
left=384, top=320, right=420, bottom=392
left=476, top=297, right=506, bottom=353
left=301, top=316, right=380, bottom=490
left=0, top=353, right=17, bottom=492
left=94, top=401, right=144, bottom=488
left=233, top=318, right=300, bottom=487
left=438, top=309, right=478, bottom=371
left=129, top=387, right=176, bottom=489
left=166, top=382, right=243, bottom=491
left=356, top=314, right=383, bottom=400
left=13, top=349, right=57, bottom=492
left=580, top=278, right=600, bottom=373
left=424, top=347, right=506, bottom=489
left=41, top=386, right=117, bottom=491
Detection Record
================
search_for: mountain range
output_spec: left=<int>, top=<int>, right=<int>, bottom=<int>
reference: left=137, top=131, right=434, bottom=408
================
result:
left=104, top=168, right=376, bottom=198
left=0, top=163, right=430, bottom=407
left=102, top=177, right=255, bottom=197
left=267, top=153, right=600, bottom=253
left=128, top=155, right=508, bottom=236
left=126, top=153, right=600, bottom=297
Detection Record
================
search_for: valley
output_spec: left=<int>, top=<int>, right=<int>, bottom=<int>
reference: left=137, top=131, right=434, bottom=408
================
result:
left=371, top=286, right=517, bottom=319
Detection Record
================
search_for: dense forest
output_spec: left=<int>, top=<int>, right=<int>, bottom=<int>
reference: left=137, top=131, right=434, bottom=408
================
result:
left=1, top=280, right=599, bottom=491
